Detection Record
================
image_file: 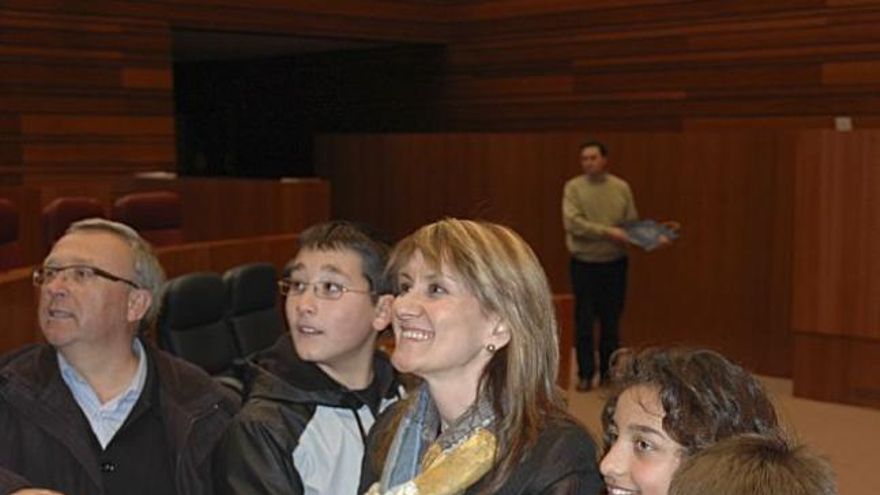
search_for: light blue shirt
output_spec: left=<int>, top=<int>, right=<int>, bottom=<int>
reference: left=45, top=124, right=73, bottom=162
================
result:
left=58, top=338, right=148, bottom=449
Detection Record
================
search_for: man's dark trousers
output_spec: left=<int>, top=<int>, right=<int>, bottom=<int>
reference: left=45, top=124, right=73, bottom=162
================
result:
left=570, top=256, right=628, bottom=383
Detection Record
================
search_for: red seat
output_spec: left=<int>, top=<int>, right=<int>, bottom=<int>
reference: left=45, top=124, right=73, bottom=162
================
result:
left=0, top=198, right=24, bottom=271
left=42, top=196, right=105, bottom=251
left=112, top=191, right=183, bottom=247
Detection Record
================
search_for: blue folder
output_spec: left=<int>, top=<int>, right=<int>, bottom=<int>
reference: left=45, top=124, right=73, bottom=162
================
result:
left=621, top=220, right=679, bottom=252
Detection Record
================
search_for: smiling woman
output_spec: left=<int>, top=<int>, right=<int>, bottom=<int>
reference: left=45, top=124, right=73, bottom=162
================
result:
left=360, top=218, right=603, bottom=495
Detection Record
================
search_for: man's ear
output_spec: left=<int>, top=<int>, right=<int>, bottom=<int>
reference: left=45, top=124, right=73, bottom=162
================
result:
left=372, top=294, right=394, bottom=332
left=126, top=289, right=152, bottom=323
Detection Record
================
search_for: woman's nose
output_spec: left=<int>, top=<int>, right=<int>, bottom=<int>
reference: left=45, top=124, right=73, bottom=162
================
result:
left=392, top=291, right=422, bottom=319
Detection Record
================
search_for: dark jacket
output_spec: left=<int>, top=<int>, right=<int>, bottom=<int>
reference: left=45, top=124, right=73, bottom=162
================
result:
left=360, top=404, right=603, bottom=495
left=213, top=336, right=403, bottom=495
left=0, top=339, right=239, bottom=495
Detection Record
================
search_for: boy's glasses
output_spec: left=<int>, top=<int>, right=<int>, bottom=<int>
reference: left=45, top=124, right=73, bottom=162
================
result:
left=33, top=265, right=141, bottom=289
left=278, top=279, right=373, bottom=300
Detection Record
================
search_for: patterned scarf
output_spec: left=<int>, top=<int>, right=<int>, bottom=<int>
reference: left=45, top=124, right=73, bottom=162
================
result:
left=366, top=384, right=498, bottom=495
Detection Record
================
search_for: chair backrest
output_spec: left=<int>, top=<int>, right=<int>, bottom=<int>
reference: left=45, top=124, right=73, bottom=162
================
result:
left=112, top=191, right=183, bottom=247
left=42, top=196, right=105, bottom=249
left=0, top=198, right=24, bottom=270
left=224, top=262, right=285, bottom=357
left=158, top=272, right=239, bottom=375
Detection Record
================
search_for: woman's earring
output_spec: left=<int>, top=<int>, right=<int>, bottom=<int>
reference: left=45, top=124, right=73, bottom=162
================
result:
left=486, top=343, right=496, bottom=353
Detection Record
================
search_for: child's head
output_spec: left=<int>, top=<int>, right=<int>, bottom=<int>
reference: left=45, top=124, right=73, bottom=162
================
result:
left=599, top=347, right=781, bottom=495
left=281, top=221, right=393, bottom=385
left=669, top=434, right=837, bottom=495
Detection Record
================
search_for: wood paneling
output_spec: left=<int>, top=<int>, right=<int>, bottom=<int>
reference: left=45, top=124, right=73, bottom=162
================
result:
left=315, top=131, right=794, bottom=377
left=434, top=1, right=880, bottom=130
left=130, top=177, right=331, bottom=241
left=7, top=2, right=880, bottom=183
left=1, top=2, right=450, bottom=42
left=157, top=233, right=298, bottom=279
left=793, top=333, right=880, bottom=409
left=0, top=4, right=450, bottom=184
left=790, top=130, right=880, bottom=407
left=823, top=60, right=880, bottom=85
left=0, top=177, right=329, bottom=264
left=554, top=294, right=573, bottom=389
left=791, top=131, right=880, bottom=341
left=0, top=10, right=174, bottom=182
left=0, top=267, right=40, bottom=352
left=6, top=1, right=880, bottom=161
left=20, top=115, right=173, bottom=136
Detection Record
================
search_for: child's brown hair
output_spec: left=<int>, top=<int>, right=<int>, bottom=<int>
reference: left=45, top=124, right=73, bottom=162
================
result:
left=669, top=434, right=836, bottom=495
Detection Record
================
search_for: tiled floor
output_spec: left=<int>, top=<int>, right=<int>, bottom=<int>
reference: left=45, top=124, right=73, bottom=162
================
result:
left=565, top=372, right=880, bottom=495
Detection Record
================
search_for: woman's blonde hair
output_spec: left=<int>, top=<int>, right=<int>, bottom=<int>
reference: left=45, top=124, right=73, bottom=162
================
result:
left=383, top=218, right=568, bottom=492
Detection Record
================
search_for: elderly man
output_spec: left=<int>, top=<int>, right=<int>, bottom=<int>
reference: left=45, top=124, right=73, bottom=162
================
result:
left=0, top=218, right=238, bottom=495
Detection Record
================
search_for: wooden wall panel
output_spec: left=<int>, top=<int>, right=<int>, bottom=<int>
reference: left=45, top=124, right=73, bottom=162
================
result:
left=554, top=294, right=574, bottom=389
left=433, top=1, right=880, bottom=131
left=0, top=267, right=40, bottom=352
left=792, top=131, right=880, bottom=341
left=793, top=333, right=880, bottom=408
left=315, top=131, right=793, bottom=377
left=0, top=10, right=175, bottom=182
left=788, top=130, right=880, bottom=407
left=452, top=0, right=825, bottom=20
left=0, top=3, right=451, bottom=184
left=130, top=177, right=331, bottom=241
left=1, top=2, right=451, bottom=42
left=7, top=1, right=880, bottom=185
left=0, top=177, right=329, bottom=265
left=157, top=233, right=298, bottom=279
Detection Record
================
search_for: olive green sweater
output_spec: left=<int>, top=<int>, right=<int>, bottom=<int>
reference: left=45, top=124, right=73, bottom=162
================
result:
left=562, top=173, right=638, bottom=262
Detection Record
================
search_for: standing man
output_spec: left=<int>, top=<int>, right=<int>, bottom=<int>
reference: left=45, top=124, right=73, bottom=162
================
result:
left=0, top=218, right=238, bottom=495
left=562, top=140, right=638, bottom=392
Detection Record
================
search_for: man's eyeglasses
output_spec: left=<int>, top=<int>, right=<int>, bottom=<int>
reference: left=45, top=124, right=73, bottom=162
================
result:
left=278, top=279, right=373, bottom=300
left=33, top=265, right=141, bottom=289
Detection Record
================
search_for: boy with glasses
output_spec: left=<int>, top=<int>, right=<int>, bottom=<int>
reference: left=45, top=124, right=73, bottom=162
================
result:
left=214, top=221, right=402, bottom=495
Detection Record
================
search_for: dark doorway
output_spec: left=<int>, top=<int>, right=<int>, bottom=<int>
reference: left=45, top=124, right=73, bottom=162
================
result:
left=172, top=29, right=444, bottom=178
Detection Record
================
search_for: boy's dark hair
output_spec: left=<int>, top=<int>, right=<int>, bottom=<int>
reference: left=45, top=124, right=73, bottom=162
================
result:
left=601, top=347, right=781, bottom=457
left=579, top=140, right=608, bottom=156
left=669, top=434, right=837, bottom=495
left=293, top=220, right=392, bottom=300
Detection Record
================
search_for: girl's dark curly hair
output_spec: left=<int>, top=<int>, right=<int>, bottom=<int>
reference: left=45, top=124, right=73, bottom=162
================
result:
left=601, top=347, right=781, bottom=457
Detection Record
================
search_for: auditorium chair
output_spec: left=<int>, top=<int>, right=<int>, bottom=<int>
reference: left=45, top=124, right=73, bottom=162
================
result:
left=223, top=262, right=285, bottom=358
left=112, top=191, right=183, bottom=247
left=0, top=198, right=24, bottom=271
left=157, top=271, right=243, bottom=393
left=42, top=196, right=105, bottom=250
